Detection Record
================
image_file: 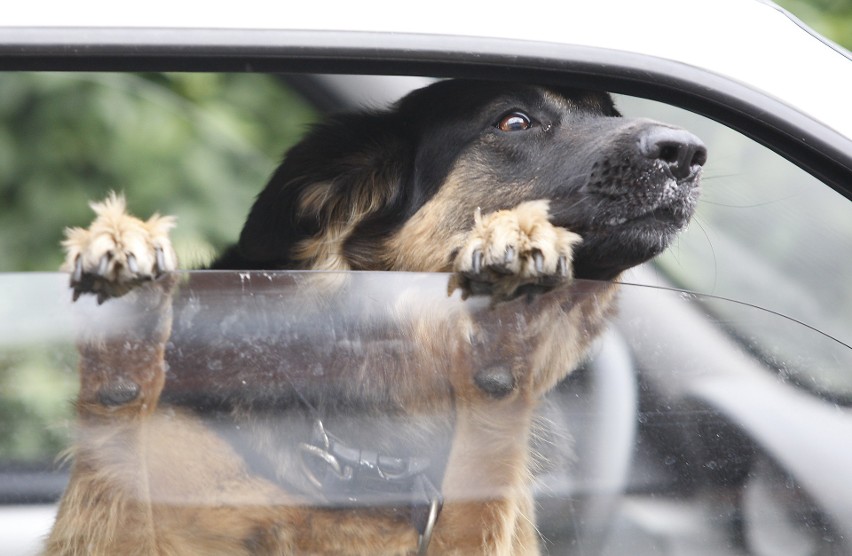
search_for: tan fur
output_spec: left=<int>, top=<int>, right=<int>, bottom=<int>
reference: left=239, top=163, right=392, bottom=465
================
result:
left=62, top=193, right=177, bottom=281
left=384, top=172, right=473, bottom=272
left=450, top=201, right=582, bottom=300
left=431, top=281, right=615, bottom=554
left=50, top=183, right=617, bottom=556
left=384, top=156, right=558, bottom=277
left=293, top=163, right=399, bottom=271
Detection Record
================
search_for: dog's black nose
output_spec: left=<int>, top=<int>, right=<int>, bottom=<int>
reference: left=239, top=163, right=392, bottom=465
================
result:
left=639, top=127, right=707, bottom=180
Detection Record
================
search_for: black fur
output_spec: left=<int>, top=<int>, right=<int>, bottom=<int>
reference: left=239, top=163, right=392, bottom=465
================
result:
left=212, top=79, right=704, bottom=280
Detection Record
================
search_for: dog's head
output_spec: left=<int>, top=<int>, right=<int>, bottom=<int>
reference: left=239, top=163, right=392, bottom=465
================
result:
left=234, top=79, right=705, bottom=280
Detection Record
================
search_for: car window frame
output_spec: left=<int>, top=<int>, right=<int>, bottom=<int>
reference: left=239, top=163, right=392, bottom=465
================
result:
left=0, top=27, right=850, bottom=201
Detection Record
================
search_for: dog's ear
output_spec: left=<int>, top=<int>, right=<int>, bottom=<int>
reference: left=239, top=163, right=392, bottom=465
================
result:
left=234, top=112, right=410, bottom=270
left=228, top=80, right=502, bottom=272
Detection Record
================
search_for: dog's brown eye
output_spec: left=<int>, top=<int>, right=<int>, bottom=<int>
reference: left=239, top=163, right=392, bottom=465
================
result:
left=496, top=112, right=532, bottom=132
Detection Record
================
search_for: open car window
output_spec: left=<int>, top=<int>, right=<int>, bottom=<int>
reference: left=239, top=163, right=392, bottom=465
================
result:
left=0, top=71, right=851, bottom=555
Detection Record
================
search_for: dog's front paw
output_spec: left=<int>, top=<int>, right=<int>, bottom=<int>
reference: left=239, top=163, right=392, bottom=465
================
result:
left=62, top=193, right=177, bottom=303
left=449, top=200, right=582, bottom=301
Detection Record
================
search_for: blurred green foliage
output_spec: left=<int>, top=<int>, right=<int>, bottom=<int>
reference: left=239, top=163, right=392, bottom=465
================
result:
left=0, top=72, right=316, bottom=464
left=0, top=72, right=317, bottom=271
left=0, top=346, right=77, bottom=463
left=777, top=0, right=852, bottom=49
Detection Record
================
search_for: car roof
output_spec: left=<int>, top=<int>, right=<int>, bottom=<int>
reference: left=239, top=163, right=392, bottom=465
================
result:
left=2, top=0, right=851, bottom=199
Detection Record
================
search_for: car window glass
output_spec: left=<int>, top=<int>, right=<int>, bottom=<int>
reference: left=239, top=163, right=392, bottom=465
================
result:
left=1, top=75, right=850, bottom=468
left=1, top=72, right=851, bottom=556
left=616, top=95, right=852, bottom=400
left=2, top=272, right=851, bottom=553
left=0, top=70, right=318, bottom=478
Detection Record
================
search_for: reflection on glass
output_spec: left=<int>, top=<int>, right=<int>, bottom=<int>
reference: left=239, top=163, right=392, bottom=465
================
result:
left=1, top=272, right=851, bottom=554
left=617, top=95, right=852, bottom=399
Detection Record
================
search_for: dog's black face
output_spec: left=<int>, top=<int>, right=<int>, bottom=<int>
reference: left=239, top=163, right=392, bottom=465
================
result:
left=219, top=79, right=705, bottom=281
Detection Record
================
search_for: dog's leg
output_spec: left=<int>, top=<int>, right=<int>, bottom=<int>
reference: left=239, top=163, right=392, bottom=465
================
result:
left=430, top=383, right=539, bottom=554
left=45, top=194, right=180, bottom=554
left=58, top=193, right=178, bottom=423
left=433, top=201, right=611, bottom=555
left=48, top=196, right=306, bottom=555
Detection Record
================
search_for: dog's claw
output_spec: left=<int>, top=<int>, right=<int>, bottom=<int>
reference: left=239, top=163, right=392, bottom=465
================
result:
left=97, top=253, right=111, bottom=277
left=61, top=194, right=176, bottom=304
left=533, top=251, right=544, bottom=274
left=557, top=256, right=568, bottom=277
left=452, top=202, right=580, bottom=302
left=72, top=255, right=83, bottom=284
left=127, top=253, right=139, bottom=274
left=472, top=249, right=483, bottom=275
left=154, top=247, right=166, bottom=276
left=505, top=246, right=515, bottom=265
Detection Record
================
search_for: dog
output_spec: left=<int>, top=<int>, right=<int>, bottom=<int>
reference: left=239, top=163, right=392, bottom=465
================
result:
left=47, top=79, right=705, bottom=555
